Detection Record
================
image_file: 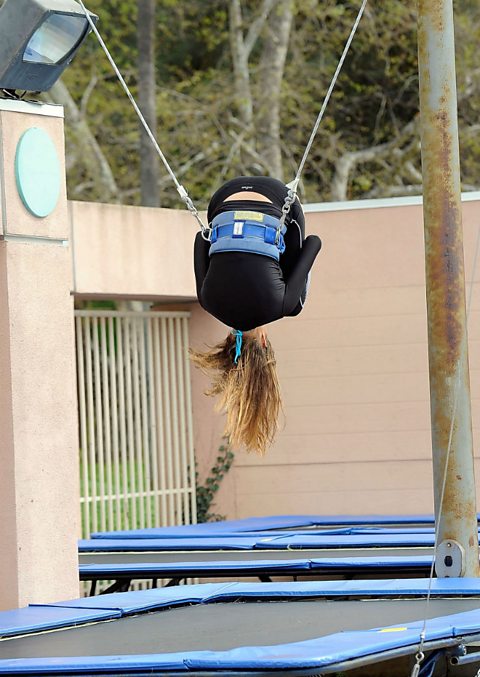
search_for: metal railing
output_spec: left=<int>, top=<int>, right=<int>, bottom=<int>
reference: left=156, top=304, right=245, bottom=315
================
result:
left=75, top=310, right=196, bottom=537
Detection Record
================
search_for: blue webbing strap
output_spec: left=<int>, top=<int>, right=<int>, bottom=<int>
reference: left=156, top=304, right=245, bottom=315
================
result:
left=210, top=211, right=286, bottom=260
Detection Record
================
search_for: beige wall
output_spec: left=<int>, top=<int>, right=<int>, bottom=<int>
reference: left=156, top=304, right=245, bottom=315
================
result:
left=68, top=194, right=480, bottom=520
left=70, top=200, right=198, bottom=300
left=187, top=198, right=480, bottom=519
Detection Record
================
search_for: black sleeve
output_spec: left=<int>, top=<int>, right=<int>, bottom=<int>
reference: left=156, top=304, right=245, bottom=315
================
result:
left=283, top=235, right=322, bottom=315
left=194, top=231, right=211, bottom=302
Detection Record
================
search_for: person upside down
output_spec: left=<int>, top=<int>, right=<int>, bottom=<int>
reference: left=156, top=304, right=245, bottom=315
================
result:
left=191, top=176, right=322, bottom=455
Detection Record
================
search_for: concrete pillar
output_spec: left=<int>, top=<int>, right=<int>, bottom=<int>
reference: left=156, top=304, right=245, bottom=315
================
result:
left=0, top=99, right=80, bottom=609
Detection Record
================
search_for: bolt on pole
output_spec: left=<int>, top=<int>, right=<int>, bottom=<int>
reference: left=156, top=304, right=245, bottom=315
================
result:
left=417, top=0, right=479, bottom=576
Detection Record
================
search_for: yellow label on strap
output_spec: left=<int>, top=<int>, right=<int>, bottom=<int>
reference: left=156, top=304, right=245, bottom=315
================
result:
left=234, top=211, right=264, bottom=222
left=378, top=627, right=408, bottom=633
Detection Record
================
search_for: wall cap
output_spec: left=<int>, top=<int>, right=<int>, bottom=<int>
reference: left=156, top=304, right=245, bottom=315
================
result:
left=0, top=98, right=64, bottom=118
left=304, top=191, right=480, bottom=214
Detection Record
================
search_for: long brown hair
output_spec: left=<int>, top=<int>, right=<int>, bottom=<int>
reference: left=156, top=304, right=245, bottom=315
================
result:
left=190, top=332, right=282, bottom=455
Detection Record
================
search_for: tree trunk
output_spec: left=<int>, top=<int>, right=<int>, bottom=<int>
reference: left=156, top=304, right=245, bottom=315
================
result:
left=256, top=0, right=293, bottom=180
left=138, top=0, right=159, bottom=207
left=229, top=0, right=254, bottom=130
left=49, top=80, right=120, bottom=203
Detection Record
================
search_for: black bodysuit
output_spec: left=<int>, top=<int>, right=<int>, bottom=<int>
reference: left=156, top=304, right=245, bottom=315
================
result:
left=194, top=176, right=322, bottom=331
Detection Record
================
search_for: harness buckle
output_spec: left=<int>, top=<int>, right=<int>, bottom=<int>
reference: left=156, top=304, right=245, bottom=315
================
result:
left=232, top=221, right=244, bottom=238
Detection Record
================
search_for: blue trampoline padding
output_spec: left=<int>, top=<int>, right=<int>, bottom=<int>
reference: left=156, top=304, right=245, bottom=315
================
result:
left=187, top=578, right=480, bottom=602
left=308, top=555, right=433, bottom=569
left=33, top=583, right=238, bottom=615
left=91, top=514, right=460, bottom=540
left=0, top=606, right=120, bottom=639
left=80, top=532, right=436, bottom=552
left=1, top=608, right=480, bottom=674
left=79, top=536, right=261, bottom=551
left=79, top=557, right=314, bottom=577
left=79, top=555, right=434, bottom=580
left=90, top=514, right=441, bottom=538
left=31, top=579, right=480, bottom=620
left=89, top=525, right=480, bottom=540
left=89, top=516, right=328, bottom=538
left=255, top=533, right=436, bottom=548
left=91, top=527, right=358, bottom=539
left=90, top=513, right=480, bottom=541
left=353, top=527, right=436, bottom=534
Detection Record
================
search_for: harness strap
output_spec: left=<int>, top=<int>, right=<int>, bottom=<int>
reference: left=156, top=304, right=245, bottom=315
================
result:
left=212, top=223, right=283, bottom=247
left=209, top=211, right=286, bottom=260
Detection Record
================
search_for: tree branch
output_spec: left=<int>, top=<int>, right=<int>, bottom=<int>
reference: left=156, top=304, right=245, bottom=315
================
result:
left=244, top=0, right=276, bottom=57
left=80, top=72, right=98, bottom=118
left=331, top=117, right=419, bottom=201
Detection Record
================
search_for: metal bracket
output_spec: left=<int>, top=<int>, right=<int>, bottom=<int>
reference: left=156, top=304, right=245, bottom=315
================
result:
left=435, top=539, right=465, bottom=577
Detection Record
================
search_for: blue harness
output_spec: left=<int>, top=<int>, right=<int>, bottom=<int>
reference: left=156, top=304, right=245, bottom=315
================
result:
left=209, top=210, right=286, bottom=261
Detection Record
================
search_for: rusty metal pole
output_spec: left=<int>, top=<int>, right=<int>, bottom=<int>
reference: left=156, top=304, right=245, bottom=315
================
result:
left=417, top=0, right=479, bottom=577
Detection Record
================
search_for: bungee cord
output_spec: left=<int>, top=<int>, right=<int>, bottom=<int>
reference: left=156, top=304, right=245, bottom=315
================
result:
left=76, top=0, right=209, bottom=237
left=280, top=0, right=368, bottom=225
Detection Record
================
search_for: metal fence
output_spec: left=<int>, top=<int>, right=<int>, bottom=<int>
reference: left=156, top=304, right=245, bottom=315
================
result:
left=75, top=310, right=197, bottom=538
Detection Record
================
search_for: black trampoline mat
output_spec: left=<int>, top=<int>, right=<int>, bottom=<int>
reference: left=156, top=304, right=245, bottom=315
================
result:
left=1, top=598, right=479, bottom=659
left=79, top=546, right=434, bottom=566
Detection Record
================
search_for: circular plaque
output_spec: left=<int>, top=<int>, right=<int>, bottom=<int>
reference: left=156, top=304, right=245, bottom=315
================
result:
left=15, top=127, right=61, bottom=218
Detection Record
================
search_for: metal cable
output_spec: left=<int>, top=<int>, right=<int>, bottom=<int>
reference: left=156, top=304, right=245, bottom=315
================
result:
left=76, top=0, right=209, bottom=235
left=280, top=0, right=368, bottom=223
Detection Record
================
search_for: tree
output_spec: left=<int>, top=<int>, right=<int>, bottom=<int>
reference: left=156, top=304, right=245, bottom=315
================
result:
left=256, top=0, right=294, bottom=180
left=56, top=0, right=480, bottom=207
left=138, top=0, right=160, bottom=207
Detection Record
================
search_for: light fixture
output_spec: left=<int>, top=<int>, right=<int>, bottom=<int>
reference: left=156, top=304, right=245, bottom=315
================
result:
left=0, top=0, right=98, bottom=95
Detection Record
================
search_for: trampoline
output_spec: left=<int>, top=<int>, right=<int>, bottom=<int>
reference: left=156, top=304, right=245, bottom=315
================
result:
left=2, top=580, right=480, bottom=675
left=90, top=513, right=480, bottom=539
left=81, top=532, right=442, bottom=552
left=90, top=526, right=456, bottom=540
left=80, top=554, right=434, bottom=594
left=80, top=533, right=444, bottom=592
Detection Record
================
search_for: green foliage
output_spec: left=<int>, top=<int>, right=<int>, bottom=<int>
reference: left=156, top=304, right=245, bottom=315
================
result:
left=59, top=1, right=480, bottom=206
left=196, top=441, right=235, bottom=523
left=75, top=299, right=118, bottom=311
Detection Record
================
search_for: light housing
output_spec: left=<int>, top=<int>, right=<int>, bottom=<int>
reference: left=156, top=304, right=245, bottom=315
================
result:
left=0, top=0, right=98, bottom=92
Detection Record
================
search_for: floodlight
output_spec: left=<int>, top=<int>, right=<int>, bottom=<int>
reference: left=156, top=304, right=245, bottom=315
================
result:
left=0, top=0, right=97, bottom=94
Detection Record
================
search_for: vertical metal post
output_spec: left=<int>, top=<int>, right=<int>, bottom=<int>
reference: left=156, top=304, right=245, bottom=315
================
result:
left=417, top=0, right=479, bottom=576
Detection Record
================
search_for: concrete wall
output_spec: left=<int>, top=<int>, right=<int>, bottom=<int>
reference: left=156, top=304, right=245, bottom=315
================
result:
left=0, top=101, right=80, bottom=610
left=70, top=200, right=198, bottom=300
left=69, top=194, right=480, bottom=520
